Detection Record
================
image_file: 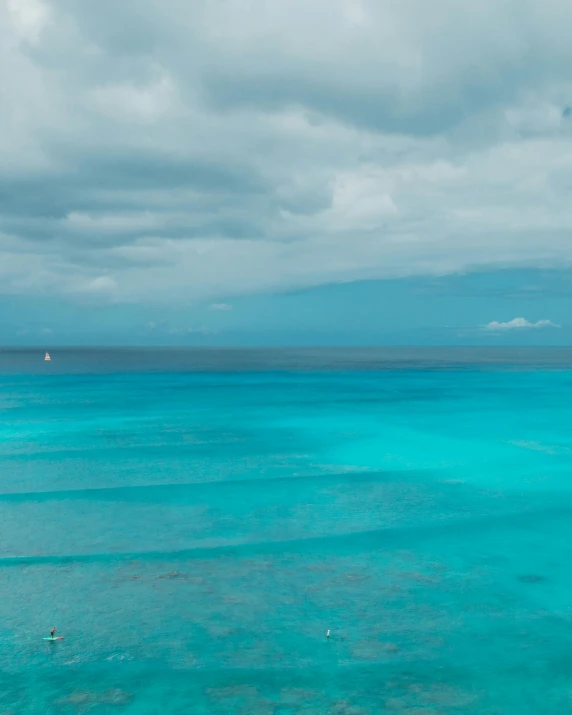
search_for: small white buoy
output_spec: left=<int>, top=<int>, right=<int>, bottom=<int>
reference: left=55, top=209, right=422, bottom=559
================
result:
left=326, top=629, right=330, bottom=639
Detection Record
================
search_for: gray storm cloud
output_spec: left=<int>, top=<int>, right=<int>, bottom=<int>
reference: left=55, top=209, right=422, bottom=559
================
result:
left=2, top=0, right=572, bottom=303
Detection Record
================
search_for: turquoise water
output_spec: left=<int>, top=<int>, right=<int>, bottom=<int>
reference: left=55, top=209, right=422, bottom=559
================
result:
left=2, top=349, right=572, bottom=712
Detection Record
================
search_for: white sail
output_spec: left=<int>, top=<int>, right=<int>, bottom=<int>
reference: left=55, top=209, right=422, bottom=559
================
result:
left=44, top=352, right=51, bottom=361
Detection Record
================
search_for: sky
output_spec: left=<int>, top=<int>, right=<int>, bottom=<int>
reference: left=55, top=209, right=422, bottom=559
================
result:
left=2, top=0, right=572, bottom=345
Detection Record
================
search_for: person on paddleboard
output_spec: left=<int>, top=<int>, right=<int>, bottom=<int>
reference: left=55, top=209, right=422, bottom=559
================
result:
left=50, top=627, right=56, bottom=639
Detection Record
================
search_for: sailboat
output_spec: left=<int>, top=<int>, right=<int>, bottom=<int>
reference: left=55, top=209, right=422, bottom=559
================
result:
left=44, top=351, right=51, bottom=362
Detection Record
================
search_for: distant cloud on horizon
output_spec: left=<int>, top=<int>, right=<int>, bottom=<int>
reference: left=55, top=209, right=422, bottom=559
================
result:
left=484, top=318, right=561, bottom=331
left=167, top=326, right=218, bottom=335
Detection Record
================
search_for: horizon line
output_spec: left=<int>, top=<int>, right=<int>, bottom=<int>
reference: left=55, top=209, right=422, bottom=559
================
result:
left=1, top=345, right=572, bottom=351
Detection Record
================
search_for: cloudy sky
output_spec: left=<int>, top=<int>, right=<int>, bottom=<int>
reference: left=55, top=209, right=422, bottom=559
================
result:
left=2, top=0, right=572, bottom=345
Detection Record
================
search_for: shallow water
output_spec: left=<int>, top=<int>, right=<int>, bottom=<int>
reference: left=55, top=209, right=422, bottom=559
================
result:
left=2, top=349, right=572, bottom=713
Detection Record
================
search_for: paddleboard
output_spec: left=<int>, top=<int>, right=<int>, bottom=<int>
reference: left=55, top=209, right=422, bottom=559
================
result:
left=43, top=636, right=64, bottom=641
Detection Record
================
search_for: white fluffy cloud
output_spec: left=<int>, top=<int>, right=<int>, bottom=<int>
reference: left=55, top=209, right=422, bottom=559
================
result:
left=2, top=0, right=572, bottom=304
left=484, top=318, right=561, bottom=330
left=6, top=0, right=51, bottom=44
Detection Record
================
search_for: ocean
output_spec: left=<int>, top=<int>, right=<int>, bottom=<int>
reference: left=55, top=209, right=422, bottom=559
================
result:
left=2, top=347, right=572, bottom=713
